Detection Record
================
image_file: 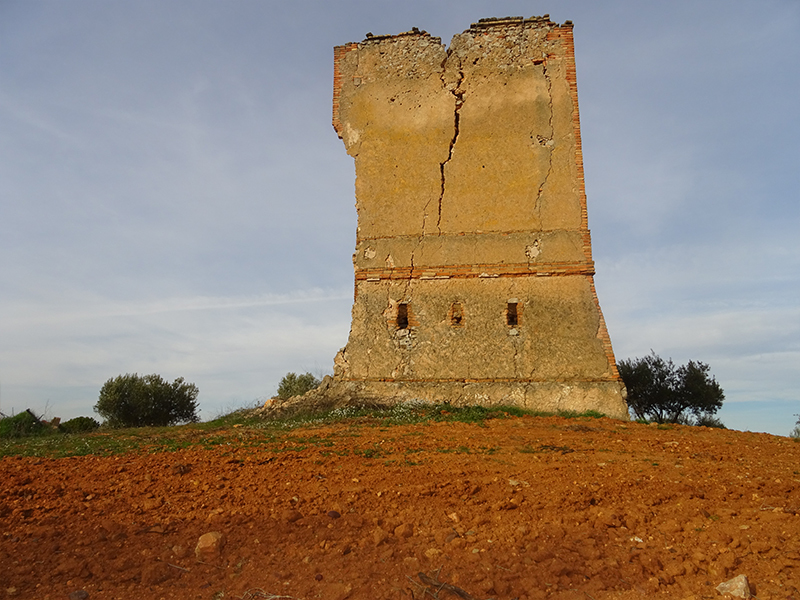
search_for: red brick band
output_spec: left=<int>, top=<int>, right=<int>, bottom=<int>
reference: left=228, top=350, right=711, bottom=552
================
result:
left=340, top=376, right=620, bottom=384
left=355, top=261, right=595, bottom=281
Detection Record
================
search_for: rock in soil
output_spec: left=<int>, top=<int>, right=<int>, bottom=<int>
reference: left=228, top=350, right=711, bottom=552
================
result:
left=716, top=574, right=753, bottom=598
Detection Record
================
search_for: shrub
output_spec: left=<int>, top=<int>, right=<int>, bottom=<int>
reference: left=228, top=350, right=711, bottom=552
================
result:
left=0, top=410, right=47, bottom=438
left=694, top=414, right=726, bottom=429
left=277, top=372, right=321, bottom=400
left=618, top=352, right=724, bottom=424
left=60, top=416, right=101, bottom=434
left=94, top=373, right=199, bottom=428
left=790, top=414, right=800, bottom=439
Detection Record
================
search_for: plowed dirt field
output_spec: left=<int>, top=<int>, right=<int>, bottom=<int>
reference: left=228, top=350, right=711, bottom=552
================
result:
left=2, top=415, right=799, bottom=600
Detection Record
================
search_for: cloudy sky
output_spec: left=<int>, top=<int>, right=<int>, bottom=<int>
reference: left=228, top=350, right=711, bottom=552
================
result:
left=1, top=0, right=798, bottom=434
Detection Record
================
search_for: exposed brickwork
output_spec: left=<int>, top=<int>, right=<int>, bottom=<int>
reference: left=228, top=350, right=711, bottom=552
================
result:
left=545, top=23, right=621, bottom=381
left=332, top=42, right=357, bottom=138
left=385, top=301, right=420, bottom=330
left=589, top=277, right=622, bottom=380
left=546, top=24, right=592, bottom=265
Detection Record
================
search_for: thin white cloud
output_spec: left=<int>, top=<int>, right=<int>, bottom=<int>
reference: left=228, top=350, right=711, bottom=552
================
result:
left=0, top=92, right=87, bottom=145
left=2, top=288, right=352, bottom=329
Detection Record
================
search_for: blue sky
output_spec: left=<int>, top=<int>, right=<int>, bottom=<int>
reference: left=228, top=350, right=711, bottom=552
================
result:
left=1, top=0, right=798, bottom=435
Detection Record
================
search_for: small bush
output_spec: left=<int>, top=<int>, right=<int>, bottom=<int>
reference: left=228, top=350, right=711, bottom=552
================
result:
left=694, top=414, right=726, bottom=429
left=790, top=414, right=800, bottom=439
left=60, top=416, right=100, bottom=434
left=0, top=410, right=47, bottom=438
left=277, top=372, right=321, bottom=400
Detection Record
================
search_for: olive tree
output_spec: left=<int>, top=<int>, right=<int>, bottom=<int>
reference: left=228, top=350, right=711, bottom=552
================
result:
left=95, top=373, right=199, bottom=427
left=618, top=352, right=724, bottom=425
left=277, top=372, right=320, bottom=400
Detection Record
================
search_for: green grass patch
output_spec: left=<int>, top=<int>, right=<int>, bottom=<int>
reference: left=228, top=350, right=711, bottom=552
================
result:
left=519, top=444, right=574, bottom=455
left=0, top=410, right=50, bottom=438
left=435, top=445, right=472, bottom=454
left=353, top=446, right=386, bottom=459
left=264, top=402, right=604, bottom=430
left=0, top=402, right=613, bottom=459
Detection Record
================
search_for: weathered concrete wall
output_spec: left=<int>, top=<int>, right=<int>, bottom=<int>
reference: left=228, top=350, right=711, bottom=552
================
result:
left=324, top=16, right=628, bottom=418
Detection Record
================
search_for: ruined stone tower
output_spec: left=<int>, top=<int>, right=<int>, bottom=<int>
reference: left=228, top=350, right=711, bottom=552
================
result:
left=325, top=16, right=628, bottom=418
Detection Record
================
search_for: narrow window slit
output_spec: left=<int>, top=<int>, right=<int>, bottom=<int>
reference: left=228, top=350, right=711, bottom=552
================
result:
left=450, top=302, right=464, bottom=326
left=506, top=302, right=519, bottom=327
left=397, top=303, right=409, bottom=330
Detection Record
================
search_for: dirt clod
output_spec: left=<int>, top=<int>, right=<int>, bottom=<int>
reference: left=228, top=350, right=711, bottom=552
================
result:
left=195, top=531, right=225, bottom=559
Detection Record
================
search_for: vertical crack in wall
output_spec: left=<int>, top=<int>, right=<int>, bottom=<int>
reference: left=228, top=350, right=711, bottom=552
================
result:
left=438, top=53, right=464, bottom=234
left=408, top=238, right=418, bottom=277
left=406, top=237, right=419, bottom=299
left=411, top=51, right=462, bottom=305
left=535, top=60, right=556, bottom=222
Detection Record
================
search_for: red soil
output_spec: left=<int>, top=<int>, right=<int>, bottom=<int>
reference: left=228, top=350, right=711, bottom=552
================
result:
left=1, top=416, right=799, bottom=600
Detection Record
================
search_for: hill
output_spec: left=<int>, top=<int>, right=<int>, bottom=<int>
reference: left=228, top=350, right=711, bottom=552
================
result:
left=1, top=413, right=798, bottom=599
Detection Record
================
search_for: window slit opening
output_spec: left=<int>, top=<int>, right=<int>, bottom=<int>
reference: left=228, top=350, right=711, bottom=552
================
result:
left=397, top=303, right=409, bottom=330
left=506, top=302, right=518, bottom=327
left=451, top=302, right=463, bottom=326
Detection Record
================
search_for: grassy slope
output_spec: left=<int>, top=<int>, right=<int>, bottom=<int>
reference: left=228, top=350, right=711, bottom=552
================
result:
left=0, top=404, right=608, bottom=459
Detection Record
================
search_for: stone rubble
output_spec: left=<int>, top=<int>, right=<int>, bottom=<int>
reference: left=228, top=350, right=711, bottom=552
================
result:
left=715, top=574, right=753, bottom=598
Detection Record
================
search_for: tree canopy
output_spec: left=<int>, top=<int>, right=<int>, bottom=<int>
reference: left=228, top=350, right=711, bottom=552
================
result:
left=277, top=372, right=321, bottom=400
left=618, top=352, right=724, bottom=424
left=95, top=373, right=199, bottom=428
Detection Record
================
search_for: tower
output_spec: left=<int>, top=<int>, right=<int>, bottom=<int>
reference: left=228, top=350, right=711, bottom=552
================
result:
left=325, top=17, right=627, bottom=418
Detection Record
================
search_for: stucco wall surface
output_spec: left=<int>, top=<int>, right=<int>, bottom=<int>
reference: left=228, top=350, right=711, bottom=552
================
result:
left=322, top=17, right=627, bottom=419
